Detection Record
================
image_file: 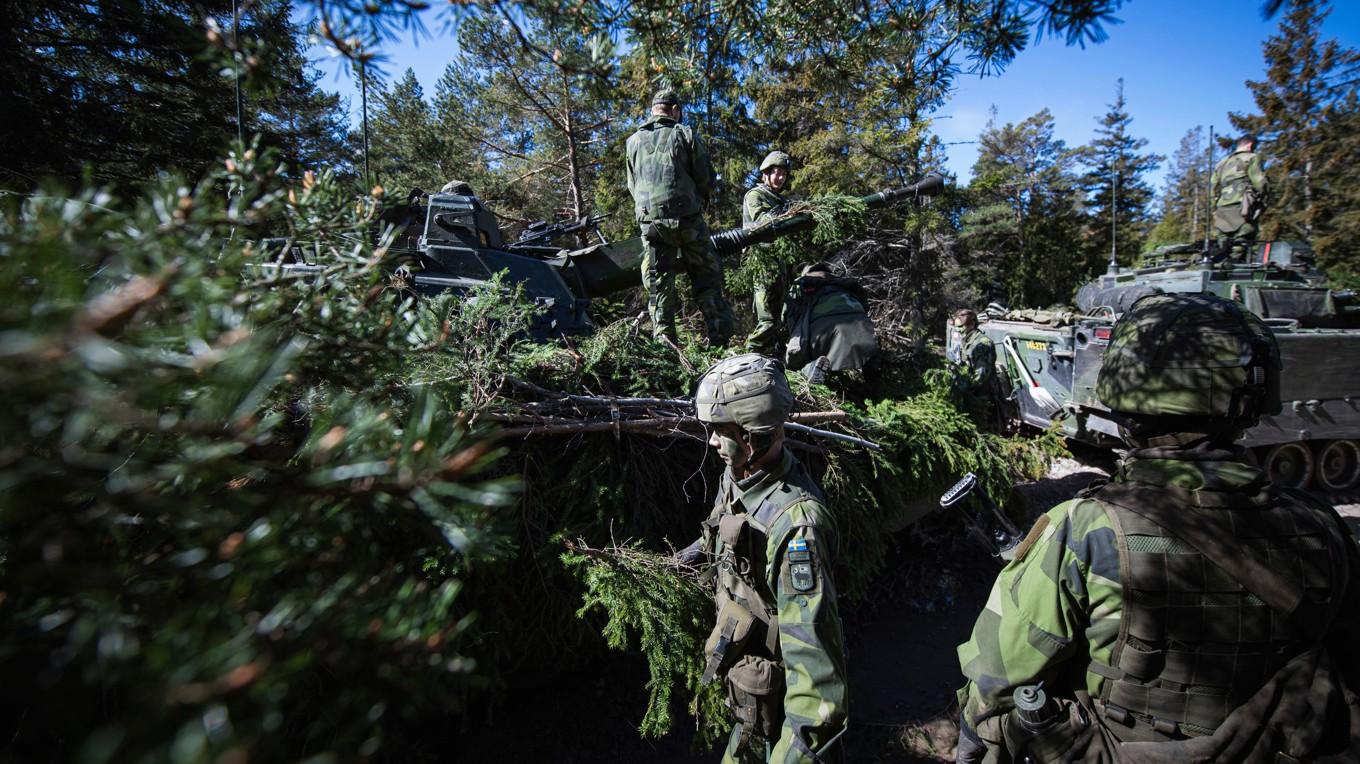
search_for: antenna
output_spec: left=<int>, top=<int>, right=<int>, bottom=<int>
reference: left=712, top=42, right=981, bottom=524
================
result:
left=1108, top=170, right=1119, bottom=272
left=360, top=56, right=372, bottom=191
left=232, top=0, right=244, bottom=148
left=1203, top=125, right=1215, bottom=259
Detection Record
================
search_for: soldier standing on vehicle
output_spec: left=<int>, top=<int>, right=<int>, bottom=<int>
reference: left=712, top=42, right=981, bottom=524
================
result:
left=954, top=293, right=1360, bottom=764
left=678, top=354, right=848, bottom=763
left=743, top=151, right=794, bottom=355
left=1211, top=134, right=1268, bottom=257
left=626, top=89, right=734, bottom=346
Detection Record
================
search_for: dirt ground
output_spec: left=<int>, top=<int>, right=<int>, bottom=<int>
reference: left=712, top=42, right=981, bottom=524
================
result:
left=463, top=446, right=1360, bottom=762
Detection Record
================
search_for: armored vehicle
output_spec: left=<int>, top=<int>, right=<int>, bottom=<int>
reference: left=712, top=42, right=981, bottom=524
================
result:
left=952, top=243, right=1360, bottom=491
left=258, top=175, right=945, bottom=338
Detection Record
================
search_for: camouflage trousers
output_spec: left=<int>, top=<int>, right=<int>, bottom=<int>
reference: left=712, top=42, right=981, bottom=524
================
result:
left=640, top=214, right=734, bottom=345
left=1213, top=205, right=1257, bottom=255
left=744, top=266, right=790, bottom=357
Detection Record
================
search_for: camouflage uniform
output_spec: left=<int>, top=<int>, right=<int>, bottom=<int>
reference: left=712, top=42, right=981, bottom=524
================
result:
left=625, top=97, right=734, bottom=344
left=956, top=328, right=996, bottom=391
left=955, top=293, right=1360, bottom=764
left=687, top=354, right=848, bottom=763
left=695, top=450, right=848, bottom=763
left=742, top=163, right=792, bottom=356
left=1210, top=145, right=1267, bottom=249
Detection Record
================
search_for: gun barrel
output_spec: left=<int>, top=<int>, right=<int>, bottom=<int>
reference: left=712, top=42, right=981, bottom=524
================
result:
left=710, top=172, right=945, bottom=258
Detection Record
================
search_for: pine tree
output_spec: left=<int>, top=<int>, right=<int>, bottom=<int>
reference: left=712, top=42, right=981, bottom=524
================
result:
left=434, top=12, right=616, bottom=228
left=1079, top=79, right=1163, bottom=268
left=0, top=0, right=346, bottom=190
left=1229, top=0, right=1360, bottom=281
left=959, top=108, right=1086, bottom=307
left=1147, top=126, right=1211, bottom=249
left=362, top=69, right=453, bottom=196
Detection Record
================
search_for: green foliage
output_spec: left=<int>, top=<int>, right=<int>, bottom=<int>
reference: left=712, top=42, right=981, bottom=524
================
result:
left=1, top=0, right=347, bottom=191
left=0, top=149, right=516, bottom=762
left=725, top=195, right=868, bottom=296
left=564, top=542, right=728, bottom=744
left=959, top=108, right=1088, bottom=308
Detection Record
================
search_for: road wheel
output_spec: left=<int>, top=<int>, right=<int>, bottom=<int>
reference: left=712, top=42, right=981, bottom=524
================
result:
left=1317, top=440, right=1360, bottom=491
left=1262, top=442, right=1315, bottom=490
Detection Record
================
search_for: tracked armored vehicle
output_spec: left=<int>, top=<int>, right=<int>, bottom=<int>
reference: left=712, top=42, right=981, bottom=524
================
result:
left=953, top=242, right=1360, bottom=491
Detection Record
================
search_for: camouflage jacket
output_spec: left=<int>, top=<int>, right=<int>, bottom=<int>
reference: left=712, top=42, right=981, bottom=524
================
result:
left=956, top=448, right=1360, bottom=757
left=625, top=115, right=714, bottom=223
left=1211, top=149, right=1267, bottom=209
left=743, top=184, right=787, bottom=229
left=700, top=449, right=848, bottom=761
left=958, top=328, right=995, bottom=387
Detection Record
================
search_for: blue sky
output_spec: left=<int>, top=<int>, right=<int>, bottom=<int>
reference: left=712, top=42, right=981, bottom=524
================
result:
left=306, top=1, right=1359, bottom=190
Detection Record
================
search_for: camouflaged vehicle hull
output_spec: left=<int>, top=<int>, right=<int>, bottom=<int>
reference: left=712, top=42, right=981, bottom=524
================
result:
left=951, top=247, right=1360, bottom=492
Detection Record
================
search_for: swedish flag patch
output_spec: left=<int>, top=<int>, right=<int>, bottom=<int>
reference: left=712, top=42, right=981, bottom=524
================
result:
left=787, top=537, right=816, bottom=593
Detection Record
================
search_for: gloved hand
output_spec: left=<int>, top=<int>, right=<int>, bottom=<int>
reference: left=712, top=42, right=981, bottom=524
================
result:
left=675, top=539, right=706, bottom=567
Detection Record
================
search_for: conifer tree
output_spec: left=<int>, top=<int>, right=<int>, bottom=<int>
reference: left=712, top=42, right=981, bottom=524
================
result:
left=1147, top=126, right=1211, bottom=249
left=1229, top=0, right=1360, bottom=281
left=959, top=109, right=1086, bottom=307
left=0, top=0, right=346, bottom=190
left=1079, top=78, right=1162, bottom=268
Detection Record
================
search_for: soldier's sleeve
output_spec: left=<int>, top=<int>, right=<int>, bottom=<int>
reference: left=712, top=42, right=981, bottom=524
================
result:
left=768, top=502, right=848, bottom=763
left=1248, top=153, right=1267, bottom=195
left=625, top=136, right=637, bottom=199
left=690, top=129, right=715, bottom=204
left=955, top=498, right=1121, bottom=751
left=1210, top=160, right=1222, bottom=202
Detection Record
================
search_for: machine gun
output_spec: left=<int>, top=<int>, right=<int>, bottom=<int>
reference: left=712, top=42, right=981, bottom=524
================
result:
left=939, top=472, right=1023, bottom=561
left=510, top=214, right=607, bottom=252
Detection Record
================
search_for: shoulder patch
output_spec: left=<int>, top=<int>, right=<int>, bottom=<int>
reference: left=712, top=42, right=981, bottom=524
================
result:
left=786, top=537, right=817, bottom=593
left=1013, top=514, right=1051, bottom=564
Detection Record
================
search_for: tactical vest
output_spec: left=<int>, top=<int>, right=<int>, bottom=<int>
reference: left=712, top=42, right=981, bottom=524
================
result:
left=1086, top=481, right=1348, bottom=741
left=700, top=460, right=825, bottom=681
left=628, top=120, right=701, bottom=222
left=1214, top=152, right=1255, bottom=208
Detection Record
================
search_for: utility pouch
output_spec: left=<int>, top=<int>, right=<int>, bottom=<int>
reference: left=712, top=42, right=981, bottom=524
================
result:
left=1241, top=188, right=1262, bottom=223
left=725, top=654, right=785, bottom=746
left=702, top=600, right=757, bottom=684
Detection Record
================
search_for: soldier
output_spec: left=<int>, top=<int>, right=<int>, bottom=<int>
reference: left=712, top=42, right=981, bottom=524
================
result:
left=955, top=293, right=1360, bottom=763
left=679, top=354, right=848, bottom=763
left=743, top=150, right=794, bottom=355
left=626, top=89, right=734, bottom=346
left=1210, top=134, right=1268, bottom=256
left=950, top=309, right=995, bottom=393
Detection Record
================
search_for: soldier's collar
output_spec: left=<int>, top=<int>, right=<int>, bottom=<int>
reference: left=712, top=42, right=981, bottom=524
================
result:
left=729, top=449, right=796, bottom=510
left=642, top=114, right=677, bottom=128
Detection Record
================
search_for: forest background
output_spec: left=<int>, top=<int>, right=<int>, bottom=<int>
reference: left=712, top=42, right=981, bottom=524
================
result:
left=1, top=0, right=1358, bottom=762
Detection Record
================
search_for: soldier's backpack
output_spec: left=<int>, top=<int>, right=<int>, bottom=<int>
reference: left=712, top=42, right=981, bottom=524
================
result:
left=784, top=267, right=877, bottom=376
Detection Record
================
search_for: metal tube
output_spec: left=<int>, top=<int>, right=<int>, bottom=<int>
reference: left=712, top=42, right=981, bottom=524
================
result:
left=361, top=57, right=371, bottom=190
left=232, top=0, right=244, bottom=147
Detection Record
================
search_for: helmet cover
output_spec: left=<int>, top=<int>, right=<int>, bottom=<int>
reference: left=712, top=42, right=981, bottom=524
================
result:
left=694, top=354, right=793, bottom=434
left=1096, top=293, right=1281, bottom=425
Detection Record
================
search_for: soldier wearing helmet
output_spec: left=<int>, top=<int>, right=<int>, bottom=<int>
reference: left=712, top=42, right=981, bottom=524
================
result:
left=955, top=293, right=1360, bottom=763
left=742, top=151, right=795, bottom=355
left=626, top=88, right=734, bottom=346
left=679, top=354, right=848, bottom=763
left=1211, top=134, right=1268, bottom=258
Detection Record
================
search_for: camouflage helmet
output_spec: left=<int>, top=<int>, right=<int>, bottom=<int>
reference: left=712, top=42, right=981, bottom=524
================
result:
left=760, top=150, right=792, bottom=173
left=1096, top=293, right=1281, bottom=426
left=694, top=354, right=794, bottom=435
